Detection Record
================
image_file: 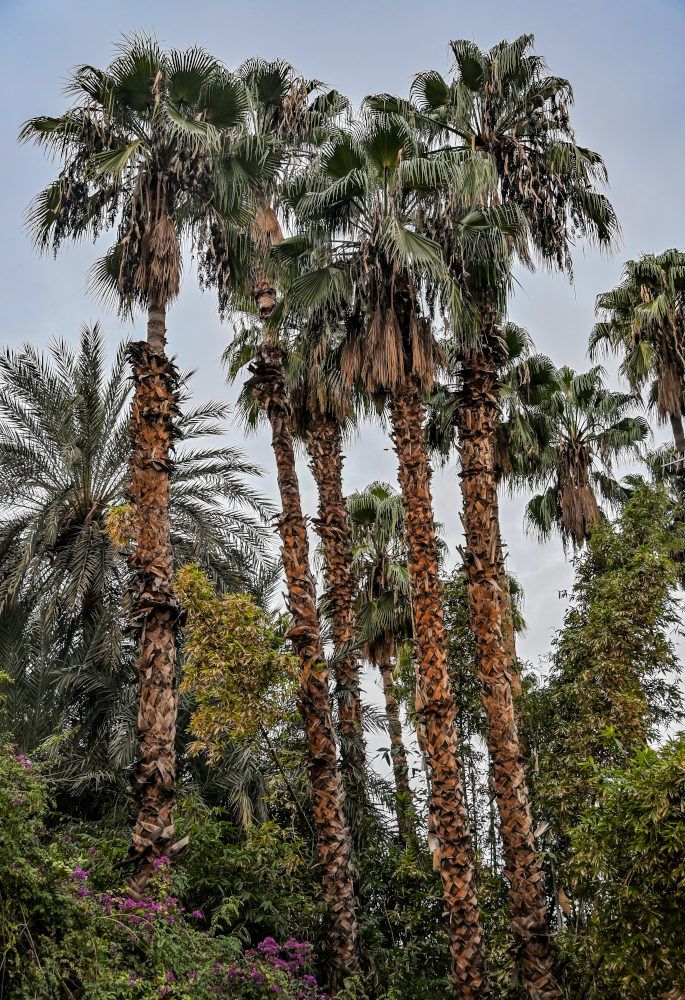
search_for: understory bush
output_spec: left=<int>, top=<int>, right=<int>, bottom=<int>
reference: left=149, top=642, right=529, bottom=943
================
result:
left=0, top=745, right=331, bottom=999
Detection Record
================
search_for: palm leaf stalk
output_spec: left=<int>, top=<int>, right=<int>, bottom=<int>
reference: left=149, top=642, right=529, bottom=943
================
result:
left=288, top=328, right=368, bottom=826
left=427, top=323, right=556, bottom=698
left=21, top=34, right=256, bottom=891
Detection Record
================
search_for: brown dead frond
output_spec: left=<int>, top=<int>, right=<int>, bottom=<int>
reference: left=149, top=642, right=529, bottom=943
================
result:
left=557, top=444, right=601, bottom=544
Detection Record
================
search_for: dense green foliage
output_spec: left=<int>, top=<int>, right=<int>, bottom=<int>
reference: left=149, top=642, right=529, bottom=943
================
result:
left=560, top=737, right=685, bottom=999
left=4, top=24, right=684, bottom=1000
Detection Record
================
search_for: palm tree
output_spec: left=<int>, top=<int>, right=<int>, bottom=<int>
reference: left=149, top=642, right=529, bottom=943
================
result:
left=427, top=323, right=556, bottom=696
left=371, top=36, right=619, bottom=995
left=523, top=366, right=649, bottom=547
left=592, top=250, right=685, bottom=463
left=225, top=319, right=369, bottom=826
left=0, top=326, right=272, bottom=610
left=0, top=324, right=273, bottom=808
left=347, top=482, right=414, bottom=836
left=203, top=59, right=360, bottom=984
left=289, top=327, right=368, bottom=817
left=276, top=114, right=493, bottom=995
left=21, top=35, right=256, bottom=889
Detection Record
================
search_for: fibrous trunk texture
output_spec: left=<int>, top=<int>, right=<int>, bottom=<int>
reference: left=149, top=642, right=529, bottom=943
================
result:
left=493, top=493, right=521, bottom=700
left=668, top=414, right=685, bottom=587
left=127, top=306, right=182, bottom=895
left=377, top=655, right=414, bottom=837
left=390, top=376, right=490, bottom=997
left=307, top=415, right=367, bottom=817
left=248, top=334, right=359, bottom=988
left=456, top=329, right=561, bottom=999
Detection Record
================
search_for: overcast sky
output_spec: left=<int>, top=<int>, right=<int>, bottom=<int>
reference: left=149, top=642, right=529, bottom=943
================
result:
left=1, top=0, right=684, bottom=680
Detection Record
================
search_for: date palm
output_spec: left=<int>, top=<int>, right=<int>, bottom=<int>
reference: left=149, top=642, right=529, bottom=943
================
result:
left=20, top=34, right=256, bottom=888
left=347, top=482, right=414, bottom=836
left=275, top=113, right=496, bottom=995
left=202, top=59, right=360, bottom=984
left=0, top=324, right=273, bottom=808
left=523, top=366, right=649, bottom=547
left=371, top=35, right=619, bottom=996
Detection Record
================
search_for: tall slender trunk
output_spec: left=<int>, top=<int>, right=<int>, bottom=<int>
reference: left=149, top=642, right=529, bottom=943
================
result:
left=390, top=375, right=490, bottom=998
left=127, top=304, right=182, bottom=895
left=668, top=414, right=685, bottom=587
left=375, top=652, right=413, bottom=837
left=456, top=325, right=560, bottom=1000
left=248, top=285, right=359, bottom=986
left=307, top=415, right=367, bottom=821
left=493, top=493, right=521, bottom=700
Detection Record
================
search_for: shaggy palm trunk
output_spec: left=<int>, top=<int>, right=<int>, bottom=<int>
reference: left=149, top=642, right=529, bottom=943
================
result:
left=389, top=374, right=489, bottom=997
left=670, top=413, right=685, bottom=455
left=493, top=495, right=521, bottom=700
left=456, top=326, right=560, bottom=999
left=668, top=414, right=685, bottom=587
left=375, top=652, right=413, bottom=837
left=307, top=416, right=367, bottom=821
left=248, top=281, right=359, bottom=987
left=127, top=304, right=182, bottom=895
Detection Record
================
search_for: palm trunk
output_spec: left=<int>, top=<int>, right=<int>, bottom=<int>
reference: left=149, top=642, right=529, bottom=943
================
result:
left=669, top=412, right=685, bottom=455
left=390, top=375, right=489, bottom=998
left=493, top=494, right=521, bottom=700
left=127, top=304, right=182, bottom=895
left=375, top=652, right=413, bottom=837
left=668, top=414, right=685, bottom=587
left=248, top=287, right=359, bottom=986
left=307, top=415, right=367, bottom=819
left=456, top=325, right=560, bottom=999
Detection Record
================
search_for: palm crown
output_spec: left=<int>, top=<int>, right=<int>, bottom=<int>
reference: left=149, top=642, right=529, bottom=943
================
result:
left=591, top=250, right=685, bottom=426
left=371, top=34, right=618, bottom=277
left=20, top=34, right=255, bottom=318
left=275, top=113, right=512, bottom=391
left=523, top=365, right=649, bottom=546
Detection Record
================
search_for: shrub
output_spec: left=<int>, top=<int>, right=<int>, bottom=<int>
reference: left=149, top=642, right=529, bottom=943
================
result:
left=0, top=745, right=331, bottom=999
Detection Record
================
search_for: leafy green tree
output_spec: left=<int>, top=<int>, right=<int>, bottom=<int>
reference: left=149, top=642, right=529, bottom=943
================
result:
left=523, top=365, right=649, bottom=547
left=21, top=33, right=256, bottom=888
left=560, top=736, right=685, bottom=1000
left=176, top=563, right=298, bottom=756
left=525, top=483, right=682, bottom=863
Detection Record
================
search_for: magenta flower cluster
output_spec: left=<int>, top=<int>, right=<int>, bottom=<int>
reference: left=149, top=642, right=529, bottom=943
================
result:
left=63, top=866, right=328, bottom=999
left=210, top=939, right=332, bottom=999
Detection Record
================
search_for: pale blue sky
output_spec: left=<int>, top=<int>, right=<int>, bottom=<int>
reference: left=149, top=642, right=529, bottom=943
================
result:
left=1, top=0, right=684, bottom=672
